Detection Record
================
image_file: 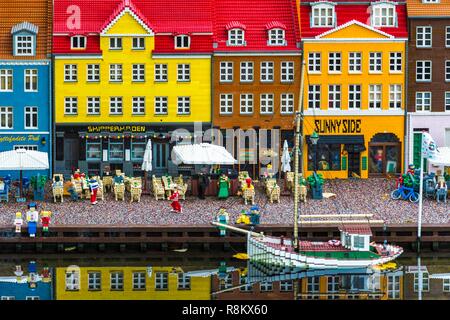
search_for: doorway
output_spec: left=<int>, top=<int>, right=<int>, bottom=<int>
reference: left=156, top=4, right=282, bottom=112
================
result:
left=153, top=142, right=169, bottom=175
left=368, top=133, right=401, bottom=176
left=347, top=149, right=361, bottom=177
left=64, top=138, right=80, bottom=173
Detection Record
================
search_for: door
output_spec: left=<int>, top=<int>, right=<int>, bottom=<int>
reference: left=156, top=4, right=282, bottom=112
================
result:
left=153, top=142, right=169, bottom=174
left=347, top=149, right=361, bottom=177
left=64, top=138, right=79, bottom=173
left=413, top=133, right=427, bottom=169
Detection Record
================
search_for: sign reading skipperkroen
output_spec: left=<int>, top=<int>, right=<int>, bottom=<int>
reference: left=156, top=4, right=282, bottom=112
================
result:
left=314, top=119, right=362, bottom=134
left=87, top=125, right=147, bottom=133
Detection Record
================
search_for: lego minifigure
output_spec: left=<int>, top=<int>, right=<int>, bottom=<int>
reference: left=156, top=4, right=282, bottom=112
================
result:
left=14, top=212, right=23, bottom=234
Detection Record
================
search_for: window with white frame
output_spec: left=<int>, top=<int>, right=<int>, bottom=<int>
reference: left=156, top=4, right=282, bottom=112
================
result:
left=1, top=296, right=15, bottom=300
left=308, top=85, right=321, bottom=109
left=87, top=97, right=100, bottom=115
left=416, top=26, right=432, bottom=47
left=15, top=35, right=34, bottom=56
left=416, top=60, right=432, bottom=82
left=327, top=276, right=339, bottom=300
left=132, top=64, right=145, bottom=82
left=281, top=61, right=294, bottom=82
left=281, top=93, right=294, bottom=114
left=328, top=52, right=341, bottom=73
left=308, top=52, right=321, bottom=73
left=311, top=4, right=335, bottom=27
left=389, top=84, right=402, bottom=109
left=443, top=278, right=450, bottom=292
left=348, top=84, right=361, bottom=109
left=371, top=3, right=396, bottom=27
left=446, top=26, right=450, bottom=47
left=415, top=91, right=432, bottom=111
left=109, top=37, right=122, bottom=50
left=178, top=273, right=191, bottom=290
left=65, top=271, right=80, bottom=291
left=369, top=52, right=382, bottom=73
left=24, top=69, right=38, bottom=92
left=220, top=61, right=233, bottom=82
left=260, top=94, right=274, bottom=114
left=0, top=107, right=13, bottom=129
left=414, top=272, right=430, bottom=292
left=387, top=275, right=400, bottom=299
left=64, top=64, right=77, bottom=82
left=88, top=272, right=101, bottom=291
left=132, top=272, right=146, bottom=290
left=239, top=275, right=252, bottom=292
left=328, top=85, right=341, bottom=109
left=220, top=94, right=233, bottom=114
left=87, top=64, right=100, bottom=82
left=177, top=96, right=190, bottom=115
left=240, top=94, right=253, bottom=114
left=445, top=60, right=450, bottom=81
left=260, top=281, right=273, bottom=292
left=0, top=69, right=13, bottom=91
left=24, top=106, right=38, bottom=129
left=110, top=272, right=124, bottom=290
left=175, top=35, right=190, bottom=49
left=228, top=28, right=245, bottom=46
left=240, top=62, right=254, bottom=82
left=260, top=61, right=274, bottom=82
left=64, top=97, right=78, bottom=115
left=369, top=84, right=382, bottom=109
left=422, top=0, right=440, bottom=2
left=155, top=96, right=168, bottom=115
left=446, top=92, right=450, bottom=111
left=132, top=37, right=145, bottom=50
left=109, top=64, right=122, bottom=82
left=389, top=52, right=402, bottom=72
left=307, top=277, right=320, bottom=299
left=349, top=52, right=362, bottom=73
left=177, top=64, right=190, bottom=82
left=25, top=296, right=40, bottom=300
left=280, top=280, right=293, bottom=292
left=268, top=28, right=286, bottom=46
left=155, top=64, right=168, bottom=82
left=71, top=35, right=86, bottom=49
left=132, top=97, right=145, bottom=115
left=109, top=96, right=123, bottom=115
left=155, top=272, right=168, bottom=290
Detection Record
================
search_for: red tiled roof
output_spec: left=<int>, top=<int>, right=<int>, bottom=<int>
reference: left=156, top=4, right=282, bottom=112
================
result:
left=265, top=21, right=288, bottom=30
left=407, top=0, right=450, bottom=17
left=339, top=225, right=373, bottom=236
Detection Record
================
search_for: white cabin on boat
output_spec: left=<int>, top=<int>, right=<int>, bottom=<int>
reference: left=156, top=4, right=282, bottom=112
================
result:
left=339, top=225, right=373, bottom=252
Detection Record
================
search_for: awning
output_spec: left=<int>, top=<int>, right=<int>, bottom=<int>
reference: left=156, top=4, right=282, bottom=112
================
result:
left=306, top=135, right=365, bottom=150
left=429, top=147, right=450, bottom=166
left=172, top=143, right=237, bottom=165
left=0, top=149, right=49, bottom=171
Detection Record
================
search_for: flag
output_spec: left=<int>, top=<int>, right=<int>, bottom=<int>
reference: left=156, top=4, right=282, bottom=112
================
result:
left=421, top=132, right=438, bottom=159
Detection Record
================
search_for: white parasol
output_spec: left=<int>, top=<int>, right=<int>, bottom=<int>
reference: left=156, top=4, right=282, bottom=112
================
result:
left=281, top=140, right=291, bottom=172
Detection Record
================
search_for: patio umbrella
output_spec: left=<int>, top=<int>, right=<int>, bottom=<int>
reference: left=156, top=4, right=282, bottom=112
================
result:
left=141, top=140, right=152, bottom=191
left=281, top=140, right=291, bottom=172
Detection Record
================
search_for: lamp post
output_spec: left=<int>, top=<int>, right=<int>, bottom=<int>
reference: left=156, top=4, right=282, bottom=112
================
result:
left=310, top=131, right=319, bottom=172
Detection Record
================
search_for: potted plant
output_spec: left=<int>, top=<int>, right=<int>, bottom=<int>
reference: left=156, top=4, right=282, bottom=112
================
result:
left=307, top=172, right=324, bottom=200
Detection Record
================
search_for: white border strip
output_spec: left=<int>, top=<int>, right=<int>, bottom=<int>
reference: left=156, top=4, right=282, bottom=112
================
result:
left=303, top=109, right=405, bottom=116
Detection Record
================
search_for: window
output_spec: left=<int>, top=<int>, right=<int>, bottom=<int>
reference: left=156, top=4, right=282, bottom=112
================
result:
left=389, top=84, right=402, bottom=109
left=308, top=52, right=321, bottom=73
left=416, top=60, right=432, bottom=82
left=14, top=145, right=37, bottom=151
left=260, top=94, right=274, bottom=114
left=132, top=37, right=145, bottom=50
left=133, top=272, right=146, bottom=290
left=240, top=62, right=254, bottom=82
left=0, top=107, right=13, bottom=129
left=71, top=35, right=86, bottom=49
left=177, top=64, right=190, bottom=82
left=155, top=96, right=168, bottom=115
left=390, top=52, right=402, bottom=72
left=369, top=52, right=382, bottom=73
left=25, top=296, right=40, bottom=300
left=220, top=94, right=233, bottom=114
left=220, top=62, right=233, bottom=82
left=308, top=143, right=341, bottom=171
left=281, top=93, right=294, bottom=114
left=281, top=61, right=294, bottom=82
left=64, top=97, right=78, bottom=115
left=109, top=37, right=122, bottom=50
left=87, top=64, right=100, bottom=82
left=328, top=85, right=341, bottom=109
left=327, top=276, right=339, bottom=300
left=24, top=107, right=38, bottom=129
left=446, top=60, right=450, bottom=81
left=109, top=64, right=122, bottom=82
left=414, top=272, right=430, bottom=292
left=110, top=272, right=124, bottom=290
left=308, top=85, right=321, bottom=109
left=239, top=275, right=252, bottom=292
left=24, top=69, right=38, bottom=92
left=87, top=97, right=100, bottom=115
left=109, top=97, right=123, bottom=115
left=260, top=61, right=274, bottom=82
left=155, top=64, right=168, bottom=82
left=260, top=282, right=273, bottom=292
left=387, top=275, right=400, bottom=299
left=175, top=35, right=190, bottom=49
left=268, top=28, right=286, bottom=46
left=64, top=64, right=77, bottom=82
left=88, top=272, right=101, bottom=291
left=369, top=84, right=382, bottom=109
left=349, top=52, right=362, bottom=73
left=443, top=278, right=450, bottom=292
left=416, top=92, right=432, bottom=111
left=312, top=4, right=335, bottom=27
left=306, top=277, right=320, bottom=299
left=177, top=96, right=190, bottom=115
left=372, top=4, right=396, bottom=27
left=132, top=64, right=145, bottom=82
left=15, top=35, right=34, bottom=56
left=0, top=69, right=13, bottom=91
left=1, top=296, right=15, bottom=300
left=446, top=26, right=450, bottom=47
left=65, top=271, right=80, bottom=291
left=280, top=280, right=293, bottom=292
left=240, top=94, right=253, bottom=114
left=446, top=92, right=450, bottom=111
left=353, top=235, right=365, bottom=248
left=228, top=28, right=245, bottom=46
left=178, top=273, right=191, bottom=290
left=109, top=141, right=123, bottom=160
left=348, top=85, right=361, bottom=109
left=155, top=272, right=168, bottom=290
left=416, top=26, right=432, bottom=47
left=131, top=139, right=146, bottom=160
left=328, top=52, right=341, bottom=73
left=132, top=97, right=145, bottom=115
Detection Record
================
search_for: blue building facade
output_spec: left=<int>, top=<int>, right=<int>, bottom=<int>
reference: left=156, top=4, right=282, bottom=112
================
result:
left=0, top=279, right=53, bottom=300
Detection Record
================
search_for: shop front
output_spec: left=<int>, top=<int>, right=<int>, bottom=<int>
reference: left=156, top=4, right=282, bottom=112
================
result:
left=303, top=116, right=404, bottom=179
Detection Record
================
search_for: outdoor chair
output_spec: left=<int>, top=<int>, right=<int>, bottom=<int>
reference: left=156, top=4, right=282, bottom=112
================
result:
left=152, top=176, right=165, bottom=200
left=114, top=183, right=125, bottom=201
left=286, top=172, right=294, bottom=191
left=102, top=176, right=113, bottom=192
left=243, top=188, right=255, bottom=205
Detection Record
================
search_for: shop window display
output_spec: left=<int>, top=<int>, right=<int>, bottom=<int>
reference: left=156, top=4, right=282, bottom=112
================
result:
left=308, top=144, right=341, bottom=171
left=86, top=140, right=102, bottom=161
left=368, top=133, right=401, bottom=175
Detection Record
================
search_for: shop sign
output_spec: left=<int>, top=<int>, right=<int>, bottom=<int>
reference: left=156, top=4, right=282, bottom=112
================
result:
left=314, top=119, right=362, bottom=134
left=87, top=125, right=146, bottom=133
left=0, top=135, right=41, bottom=143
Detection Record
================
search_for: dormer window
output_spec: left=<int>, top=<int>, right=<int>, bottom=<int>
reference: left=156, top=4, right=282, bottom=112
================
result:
left=175, top=35, right=190, bottom=49
left=311, top=3, right=335, bottom=28
left=71, top=35, right=86, bottom=49
left=228, top=28, right=245, bottom=46
left=268, top=28, right=286, bottom=46
left=371, top=2, right=397, bottom=27
left=11, top=22, right=38, bottom=57
left=15, top=36, right=34, bottom=56
left=422, top=0, right=439, bottom=3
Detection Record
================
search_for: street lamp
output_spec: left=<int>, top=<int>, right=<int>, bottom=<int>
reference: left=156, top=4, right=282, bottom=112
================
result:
left=310, top=131, right=319, bottom=172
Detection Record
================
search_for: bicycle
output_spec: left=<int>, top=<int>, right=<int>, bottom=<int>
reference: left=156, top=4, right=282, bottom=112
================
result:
left=391, top=185, right=419, bottom=203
